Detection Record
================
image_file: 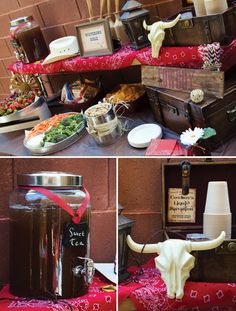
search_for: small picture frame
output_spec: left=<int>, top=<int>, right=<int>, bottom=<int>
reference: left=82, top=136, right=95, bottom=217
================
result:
left=76, top=18, right=114, bottom=58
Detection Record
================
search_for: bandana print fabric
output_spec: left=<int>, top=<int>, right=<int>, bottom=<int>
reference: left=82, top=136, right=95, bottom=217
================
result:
left=0, top=275, right=116, bottom=311
left=8, top=40, right=236, bottom=75
left=119, top=257, right=236, bottom=311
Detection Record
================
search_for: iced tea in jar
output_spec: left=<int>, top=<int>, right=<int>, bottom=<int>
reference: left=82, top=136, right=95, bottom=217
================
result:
left=9, top=172, right=93, bottom=298
left=10, top=16, right=48, bottom=63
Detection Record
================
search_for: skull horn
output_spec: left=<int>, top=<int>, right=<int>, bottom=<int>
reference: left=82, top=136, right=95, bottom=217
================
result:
left=162, top=14, right=181, bottom=29
left=127, top=235, right=161, bottom=254
left=143, top=19, right=152, bottom=32
left=190, top=231, right=225, bottom=251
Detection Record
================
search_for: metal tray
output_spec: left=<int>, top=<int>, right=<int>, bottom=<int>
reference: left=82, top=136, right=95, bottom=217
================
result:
left=0, top=96, right=46, bottom=124
left=24, top=117, right=86, bottom=156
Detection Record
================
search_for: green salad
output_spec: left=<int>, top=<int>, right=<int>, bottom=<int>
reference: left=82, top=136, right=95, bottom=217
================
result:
left=41, top=114, right=84, bottom=147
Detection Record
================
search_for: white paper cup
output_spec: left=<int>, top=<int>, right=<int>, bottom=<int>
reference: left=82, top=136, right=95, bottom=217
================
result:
left=204, top=0, right=228, bottom=15
left=203, top=181, right=231, bottom=239
left=204, top=181, right=231, bottom=214
left=193, top=0, right=206, bottom=16
left=203, top=213, right=231, bottom=239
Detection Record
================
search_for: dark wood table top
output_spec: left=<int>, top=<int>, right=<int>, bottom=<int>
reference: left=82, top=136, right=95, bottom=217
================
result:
left=0, top=106, right=235, bottom=157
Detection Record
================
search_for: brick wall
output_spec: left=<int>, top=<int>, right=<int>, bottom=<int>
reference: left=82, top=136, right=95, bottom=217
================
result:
left=0, top=157, right=116, bottom=283
left=0, top=0, right=182, bottom=100
left=118, top=157, right=228, bottom=265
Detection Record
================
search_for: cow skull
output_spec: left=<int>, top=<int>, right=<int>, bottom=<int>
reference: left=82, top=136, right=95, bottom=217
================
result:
left=143, top=14, right=181, bottom=58
left=127, top=231, right=225, bottom=299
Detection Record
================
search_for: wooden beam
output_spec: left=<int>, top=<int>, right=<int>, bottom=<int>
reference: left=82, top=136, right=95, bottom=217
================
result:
left=142, top=66, right=224, bottom=98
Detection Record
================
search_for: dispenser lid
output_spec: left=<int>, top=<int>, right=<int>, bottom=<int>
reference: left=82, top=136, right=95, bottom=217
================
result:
left=17, top=171, right=83, bottom=187
left=10, top=16, right=33, bottom=27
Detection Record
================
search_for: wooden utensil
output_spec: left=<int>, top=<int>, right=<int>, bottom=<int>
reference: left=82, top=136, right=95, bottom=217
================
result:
left=86, top=0, right=94, bottom=21
left=114, top=0, right=130, bottom=45
left=107, top=0, right=116, bottom=38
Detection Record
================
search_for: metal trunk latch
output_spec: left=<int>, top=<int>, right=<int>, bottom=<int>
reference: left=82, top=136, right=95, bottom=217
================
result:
left=227, top=104, right=236, bottom=122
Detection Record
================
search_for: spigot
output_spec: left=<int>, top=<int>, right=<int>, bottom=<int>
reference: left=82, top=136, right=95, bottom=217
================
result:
left=180, top=160, right=191, bottom=195
left=72, top=257, right=95, bottom=285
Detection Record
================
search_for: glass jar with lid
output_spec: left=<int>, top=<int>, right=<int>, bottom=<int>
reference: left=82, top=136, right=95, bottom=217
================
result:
left=10, top=16, right=49, bottom=63
left=9, top=171, right=93, bottom=299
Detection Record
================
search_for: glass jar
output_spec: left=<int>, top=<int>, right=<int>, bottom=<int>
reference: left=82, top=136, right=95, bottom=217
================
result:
left=9, top=172, right=93, bottom=299
left=10, top=16, right=48, bottom=63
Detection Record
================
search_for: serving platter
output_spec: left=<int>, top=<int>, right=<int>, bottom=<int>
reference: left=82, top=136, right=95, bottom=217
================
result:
left=24, top=113, right=86, bottom=155
left=0, top=96, right=51, bottom=133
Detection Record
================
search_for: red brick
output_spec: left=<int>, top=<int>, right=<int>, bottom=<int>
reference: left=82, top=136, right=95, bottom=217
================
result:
left=118, top=158, right=167, bottom=213
left=2, top=57, right=15, bottom=76
left=9, top=5, right=45, bottom=28
left=5, top=37, right=16, bottom=58
left=0, top=39, right=12, bottom=59
left=0, top=77, right=10, bottom=93
left=42, top=25, right=66, bottom=46
left=38, top=0, right=81, bottom=27
left=0, top=159, right=13, bottom=217
left=0, top=60, right=9, bottom=77
left=0, top=218, right=9, bottom=283
left=0, top=15, right=11, bottom=38
left=18, top=0, right=47, bottom=7
left=13, top=158, right=110, bottom=211
left=64, top=21, right=83, bottom=37
left=76, top=0, right=91, bottom=20
left=109, top=158, right=116, bottom=208
left=0, top=0, right=20, bottom=15
left=91, top=210, right=116, bottom=262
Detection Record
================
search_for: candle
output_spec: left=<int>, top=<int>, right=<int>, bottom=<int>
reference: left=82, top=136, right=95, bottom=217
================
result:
left=193, top=0, right=206, bottom=16
left=204, top=0, right=228, bottom=15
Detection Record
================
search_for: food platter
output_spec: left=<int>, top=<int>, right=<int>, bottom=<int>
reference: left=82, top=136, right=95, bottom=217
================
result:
left=0, top=96, right=45, bottom=124
left=0, top=93, right=52, bottom=134
left=24, top=113, right=86, bottom=155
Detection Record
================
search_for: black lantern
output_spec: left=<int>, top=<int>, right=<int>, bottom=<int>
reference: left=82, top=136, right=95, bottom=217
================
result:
left=120, top=0, right=150, bottom=50
left=118, top=204, right=135, bottom=282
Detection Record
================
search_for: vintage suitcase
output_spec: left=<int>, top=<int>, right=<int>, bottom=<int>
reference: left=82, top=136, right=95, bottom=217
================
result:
left=146, top=75, right=236, bottom=149
left=162, top=161, right=236, bottom=282
left=163, top=6, right=236, bottom=46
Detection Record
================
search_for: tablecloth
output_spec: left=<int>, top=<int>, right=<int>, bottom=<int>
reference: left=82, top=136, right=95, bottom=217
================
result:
left=119, top=257, right=236, bottom=311
left=0, top=274, right=116, bottom=311
left=8, top=40, right=236, bottom=75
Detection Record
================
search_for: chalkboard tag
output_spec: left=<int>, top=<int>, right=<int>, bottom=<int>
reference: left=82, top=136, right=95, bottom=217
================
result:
left=63, top=222, right=87, bottom=248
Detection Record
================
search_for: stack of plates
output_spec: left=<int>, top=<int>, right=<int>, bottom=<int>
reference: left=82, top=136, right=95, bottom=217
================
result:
left=127, top=124, right=162, bottom=148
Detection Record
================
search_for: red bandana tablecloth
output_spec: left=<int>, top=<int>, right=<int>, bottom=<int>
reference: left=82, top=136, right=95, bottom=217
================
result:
left=119, top=257, right=236, bottom=311
left=0, top=274, right=116, bottom=311
left=8, top=39, right=236, bottom=75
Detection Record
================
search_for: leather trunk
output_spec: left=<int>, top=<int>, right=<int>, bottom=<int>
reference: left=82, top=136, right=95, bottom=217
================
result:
left=146, top=75, right=236, bottom=150
left=163, top=7, right=236, bottom=46
left=162, top=161, right=236, bottom=282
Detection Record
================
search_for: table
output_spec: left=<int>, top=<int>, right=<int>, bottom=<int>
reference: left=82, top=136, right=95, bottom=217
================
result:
left=119, top=258, right=236, bottom=311
left=0, top=273, right=116, bottom=311
left=0, top=105, right=236, bottom=156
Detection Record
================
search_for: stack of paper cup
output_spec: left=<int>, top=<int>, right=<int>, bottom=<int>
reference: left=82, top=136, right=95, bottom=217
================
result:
left=204, top=0, right=228, bottom=15
left=193, top=0, right=206, bottom=16
left=203, top=181, right=231, bottom=239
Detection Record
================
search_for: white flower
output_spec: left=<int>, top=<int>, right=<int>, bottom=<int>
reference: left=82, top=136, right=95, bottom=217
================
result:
left=180, top=127, right=204, bottom=146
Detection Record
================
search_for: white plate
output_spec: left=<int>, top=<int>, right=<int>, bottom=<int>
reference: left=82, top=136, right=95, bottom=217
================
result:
left=127, top=123, right=162, bottom=148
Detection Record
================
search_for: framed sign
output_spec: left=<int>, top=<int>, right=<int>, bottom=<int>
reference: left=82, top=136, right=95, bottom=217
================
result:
left=76, top=18, right=114, bottom=58
left=168, top=188, right=196, bottom=223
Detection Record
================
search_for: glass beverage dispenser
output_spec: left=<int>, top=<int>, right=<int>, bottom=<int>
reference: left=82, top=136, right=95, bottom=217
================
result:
left=9, top=172, right=94, bottom=298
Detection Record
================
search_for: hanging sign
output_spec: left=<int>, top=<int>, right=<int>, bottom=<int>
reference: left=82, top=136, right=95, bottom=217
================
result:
left=168, top=188, right=196, bottom=223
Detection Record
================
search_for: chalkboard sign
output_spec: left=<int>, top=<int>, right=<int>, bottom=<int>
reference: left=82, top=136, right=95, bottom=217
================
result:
left=63, top=222, right=87, bottom=248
